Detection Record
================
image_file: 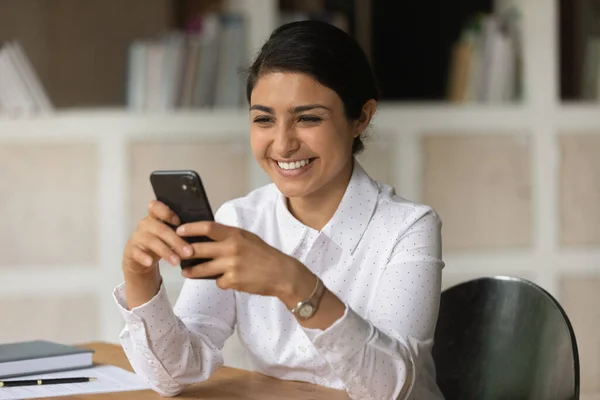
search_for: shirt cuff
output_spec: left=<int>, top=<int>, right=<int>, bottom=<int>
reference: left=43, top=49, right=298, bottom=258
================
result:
left=301, top=304, right=374, bottom=365
left=113, top=281, right=179, bottom=342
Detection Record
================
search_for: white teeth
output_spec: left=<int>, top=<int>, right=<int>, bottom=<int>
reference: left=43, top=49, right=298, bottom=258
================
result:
left=277, top=159, right=311, bottom=170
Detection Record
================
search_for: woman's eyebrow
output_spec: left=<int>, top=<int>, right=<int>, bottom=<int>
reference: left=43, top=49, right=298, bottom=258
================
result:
left=250, top=104, right=274, bottom=114
left=249, top=104, right=332, bottom=114
left=289, top=104, right=331, bottom=113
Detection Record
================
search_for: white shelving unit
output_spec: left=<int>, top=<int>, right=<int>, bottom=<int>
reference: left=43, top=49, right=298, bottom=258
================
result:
left=0, top=0, right=599, bottom=385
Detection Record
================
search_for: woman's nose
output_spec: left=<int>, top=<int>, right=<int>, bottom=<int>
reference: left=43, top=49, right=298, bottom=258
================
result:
left=272, top=125, right=300, bottom=157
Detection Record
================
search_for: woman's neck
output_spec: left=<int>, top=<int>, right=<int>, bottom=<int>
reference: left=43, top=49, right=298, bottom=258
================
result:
left=287, top=160, right=354, bottom=231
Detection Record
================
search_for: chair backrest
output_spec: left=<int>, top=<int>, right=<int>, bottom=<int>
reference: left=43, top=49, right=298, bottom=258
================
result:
left=432, top=276, right=580, bottom=400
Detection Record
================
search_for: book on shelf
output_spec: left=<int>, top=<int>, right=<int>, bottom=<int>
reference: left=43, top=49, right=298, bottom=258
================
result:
left=574, top=0, right=600, bottom=101
left=125, top=10, right=351, bottom=112
left=581, top=37, right=600, bottom=100
left=447, top=8, right=522, bottom=104
left=560, top=0, right=600, bottom=100
left=0, top=340, right=94, bottom=379
left=126, top=12, right=246, bottom=111
left=0, top=41, right=53, bottom=115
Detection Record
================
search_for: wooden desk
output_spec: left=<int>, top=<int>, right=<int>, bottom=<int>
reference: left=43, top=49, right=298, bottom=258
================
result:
left=42, top=342, right=349, bottom=400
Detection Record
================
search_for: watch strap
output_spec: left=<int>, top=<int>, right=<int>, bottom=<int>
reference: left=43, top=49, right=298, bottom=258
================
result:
left=291, top=276, right=325, bottom=319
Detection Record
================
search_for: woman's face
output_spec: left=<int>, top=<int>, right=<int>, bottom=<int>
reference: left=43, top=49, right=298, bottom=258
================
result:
left=249, top=72, right=358, bottom=200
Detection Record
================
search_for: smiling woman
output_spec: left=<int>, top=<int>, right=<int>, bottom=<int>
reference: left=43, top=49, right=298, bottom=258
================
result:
left=248, top=71, right=376, bottom=226
left=115, top=20, right=445, bottom=400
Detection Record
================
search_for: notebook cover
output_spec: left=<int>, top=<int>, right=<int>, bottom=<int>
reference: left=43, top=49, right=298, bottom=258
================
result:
left=0, top=340, right=94, bottom=363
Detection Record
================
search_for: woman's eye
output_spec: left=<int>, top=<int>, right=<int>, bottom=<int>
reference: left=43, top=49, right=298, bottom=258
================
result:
left=298, top=115, right=322, bottom=123
left=253, top=116, right=273, bottom=124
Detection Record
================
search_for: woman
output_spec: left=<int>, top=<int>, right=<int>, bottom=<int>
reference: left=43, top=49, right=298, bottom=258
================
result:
left=115, top=20, right=445, bottom=399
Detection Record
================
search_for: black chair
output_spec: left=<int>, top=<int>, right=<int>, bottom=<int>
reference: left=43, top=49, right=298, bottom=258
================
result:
left=432, top=276, right=580, bottom=400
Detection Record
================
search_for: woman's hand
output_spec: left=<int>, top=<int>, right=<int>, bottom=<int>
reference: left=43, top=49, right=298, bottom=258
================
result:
left=122, top=200, right=193, bottom=276
left=121, top=200, right=197, bottom=309
left=176, top=221, right=316, bottom=305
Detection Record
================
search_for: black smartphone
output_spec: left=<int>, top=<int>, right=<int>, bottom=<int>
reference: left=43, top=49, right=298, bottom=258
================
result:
left=150, top=170, right=222, bottom=279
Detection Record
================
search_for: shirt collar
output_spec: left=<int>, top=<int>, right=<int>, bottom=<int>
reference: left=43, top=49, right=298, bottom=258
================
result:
left=276, top=188, right=312, bottom=255
left=275, top=160, right=379, bottom=255
left=321, top=161, right=378, bottom=254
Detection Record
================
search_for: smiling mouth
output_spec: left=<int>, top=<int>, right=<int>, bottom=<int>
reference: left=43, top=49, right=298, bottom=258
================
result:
left=275, top=158, right=316, bottom=171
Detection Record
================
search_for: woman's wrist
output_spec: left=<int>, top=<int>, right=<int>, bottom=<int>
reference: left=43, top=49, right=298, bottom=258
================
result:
left=123, top=267, right=162, bottom=310
left=276, top=259, right=317, bottom=310
left=275, top=258, right=346, bottom=330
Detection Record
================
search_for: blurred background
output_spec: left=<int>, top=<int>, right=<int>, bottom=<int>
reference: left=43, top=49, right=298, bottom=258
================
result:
left=0, top=0, right=599, bottom=397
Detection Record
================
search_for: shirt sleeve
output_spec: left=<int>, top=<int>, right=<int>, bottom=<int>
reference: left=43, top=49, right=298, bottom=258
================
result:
left=301, top=208, right=444, bottom=400
left=114, top=203, right=238, bottom=397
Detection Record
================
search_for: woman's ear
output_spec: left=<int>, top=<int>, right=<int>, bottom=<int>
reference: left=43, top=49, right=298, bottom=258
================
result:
left=354, top=99, right=377, bottom=137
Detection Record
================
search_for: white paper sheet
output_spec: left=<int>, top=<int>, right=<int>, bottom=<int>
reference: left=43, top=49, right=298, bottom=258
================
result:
left=0, top=365, right=150, bottom=399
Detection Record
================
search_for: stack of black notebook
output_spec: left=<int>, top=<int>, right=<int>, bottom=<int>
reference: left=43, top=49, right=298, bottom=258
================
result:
left=0, top=340, right=94, bottom=378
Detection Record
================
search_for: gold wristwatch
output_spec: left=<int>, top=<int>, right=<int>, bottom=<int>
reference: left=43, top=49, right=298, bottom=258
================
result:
left=291, top=276, right=325, bottom=320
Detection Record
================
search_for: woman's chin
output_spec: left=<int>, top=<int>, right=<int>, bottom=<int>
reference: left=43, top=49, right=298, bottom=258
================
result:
left=274, top=183, right=310, bottom=199
left=271, top=177, right=316, bottom=199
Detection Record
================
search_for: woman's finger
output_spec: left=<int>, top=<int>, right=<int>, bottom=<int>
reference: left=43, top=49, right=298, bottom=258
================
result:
left=188, top=240, right=235, bottom=260
left=148, top=200, right=181, bottom=226
left=176, top=221, right=236, bottom=242
left=130, top=245, right=156, bottom=268
left=181, top=257, right=230, bottom=279
left=136, top=231, right=181, bottom=266
left=143, top=218, right=193, bottom=259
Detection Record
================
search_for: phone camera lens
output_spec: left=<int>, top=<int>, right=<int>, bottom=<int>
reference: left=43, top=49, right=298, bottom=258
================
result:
left=180, top=175, right=197, bottom=195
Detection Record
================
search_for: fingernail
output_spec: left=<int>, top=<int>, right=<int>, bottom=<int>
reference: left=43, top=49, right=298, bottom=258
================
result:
left=144, top=257, right=153, bottom=266
left=177, top=225, right=185, bottom=234
left=183, top=246, right=193, bottom=256
left=172, top=216, right=180, bottom=225
left=170, top=255, right=180, bottom=265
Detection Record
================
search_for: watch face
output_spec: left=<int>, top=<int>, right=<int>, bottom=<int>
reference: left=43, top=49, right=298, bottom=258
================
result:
left=299, top=304, right=314, bottom=318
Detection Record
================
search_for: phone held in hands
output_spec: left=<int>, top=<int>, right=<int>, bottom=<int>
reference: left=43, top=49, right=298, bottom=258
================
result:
left=150, top=170, right=222, bottom=279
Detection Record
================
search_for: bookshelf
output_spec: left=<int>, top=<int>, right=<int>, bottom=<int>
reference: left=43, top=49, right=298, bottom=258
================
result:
left=0, top=0, right=528, bottom=109
left=2, top=0, right=600, bottom=396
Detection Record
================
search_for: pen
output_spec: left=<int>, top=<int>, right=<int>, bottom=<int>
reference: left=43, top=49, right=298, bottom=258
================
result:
left=0, top=377, right=96, bottom=387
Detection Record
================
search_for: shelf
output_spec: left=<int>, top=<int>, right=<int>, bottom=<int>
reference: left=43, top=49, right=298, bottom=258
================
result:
left=0, top=108, right=251, bottom=140
left=1, top=103, right=600, bottom=141
left=375, top=103, right=529, bottom=131
left=555, top=104, right=600, bottom=131
left=0, top=268, right=103, bottom=296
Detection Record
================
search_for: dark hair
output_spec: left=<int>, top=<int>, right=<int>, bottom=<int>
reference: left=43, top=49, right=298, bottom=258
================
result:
left=246, top=20, right=379, bottom=155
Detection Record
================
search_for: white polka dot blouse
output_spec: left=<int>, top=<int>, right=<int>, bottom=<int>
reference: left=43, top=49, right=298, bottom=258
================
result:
left=113, top=161, right=445, bottom=399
